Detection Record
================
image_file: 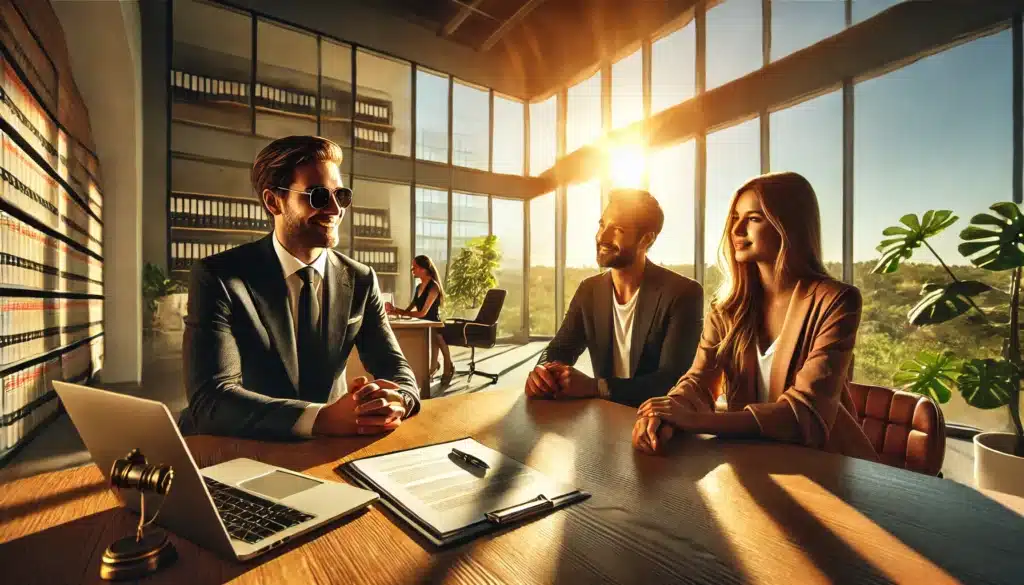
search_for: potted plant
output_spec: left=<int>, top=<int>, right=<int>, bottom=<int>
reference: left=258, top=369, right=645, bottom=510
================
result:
left=142, top=262, right=186, bottom=333
left=444, top=235, right=500, bottom=320
left=874, top=203, right=1023, bottom=496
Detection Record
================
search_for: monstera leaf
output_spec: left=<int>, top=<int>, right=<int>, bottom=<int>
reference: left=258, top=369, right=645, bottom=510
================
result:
left=873, top=210, right=958, bottom=274
left=958, top=202, right=1024, bottom=271
left=907, top=280, right=993, bottom=326
left=957, top=358, right=1015, bottom=409
left=892, top=351, right=961, bottom=404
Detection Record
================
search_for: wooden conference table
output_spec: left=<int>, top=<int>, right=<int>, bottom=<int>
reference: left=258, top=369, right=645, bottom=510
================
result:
left=347, top=316, right=443, bottom=399
left=1, top=387, right=1023, bottom=584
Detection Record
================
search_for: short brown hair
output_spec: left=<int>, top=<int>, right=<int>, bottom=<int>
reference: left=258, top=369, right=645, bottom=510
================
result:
left=608, top=188, right=664, bottom=238
left=251, top=135, right=344, bottom=210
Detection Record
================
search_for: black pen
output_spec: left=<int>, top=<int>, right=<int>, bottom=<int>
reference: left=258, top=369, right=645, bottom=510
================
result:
left=451, top=448, right=490, bottom=470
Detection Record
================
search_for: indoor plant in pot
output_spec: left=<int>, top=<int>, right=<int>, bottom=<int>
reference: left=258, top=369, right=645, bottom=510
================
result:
left=142, top=262, right=186, bottom=333
left=873, top=204, right=1023, bottom=496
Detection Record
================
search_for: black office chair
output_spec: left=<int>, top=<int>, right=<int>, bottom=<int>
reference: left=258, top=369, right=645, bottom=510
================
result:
left=441, top=289, right=506, bottom=385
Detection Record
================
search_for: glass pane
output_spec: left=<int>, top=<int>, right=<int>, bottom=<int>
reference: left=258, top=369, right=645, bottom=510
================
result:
left=706, top=0, right=763, bottom=91
left=771, top=0, right=845, bottom=61
left=651, top=22, right=696, bottom=115
left=351, top=179, right=411, bottom=306
left=255, top=20, right=318, bottom=138
left=648, top=141, right=696, bottom=277
left=853, top=31, right=1014, bottom=431
left=769, top=90, right=842, bottom=277
left=612, top=48, right=643, bottom=130
left=493, top=198, right=525, bottom=339
left=529, top=192, right=556, bottom=335
left=566, top=70, right=602, bottom=155
left=451, top=192, right=489, bottom=253
left=565, top=180, right=603, bottom=314
left=356, top=50, right=412, bottom=156
left=321, top=39, right=353, bottom=147
left=416, top=69, right=449, bottom=162
left=493, top=95, right=525, bottom=175
left=705, top=118, right=761, bottom=308
left=171, top=0, right=252, bottom=132
left=852, top=0, right=904, bottom=24
left=530, top=95, right=557, bottom=176
left=415, top=186, right=448, bottom=278
left=453, top=80, right=489, bottom=170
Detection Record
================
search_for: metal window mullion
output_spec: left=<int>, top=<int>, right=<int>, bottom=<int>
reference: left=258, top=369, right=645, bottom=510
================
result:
left=642, top=39, right=653, bottom=191
left=250, top=16, right=257, bottom=135
left=842, top=79, right=854, bottom=284
left=488, top=89, right=495, bottom=173
left=316, top=36, right=322, bottom=135
left=555, top=88, right=568, bottom=322
left=695, top=2, right=707, bottom=286
left=1013, top=13, right=1022, bottom=205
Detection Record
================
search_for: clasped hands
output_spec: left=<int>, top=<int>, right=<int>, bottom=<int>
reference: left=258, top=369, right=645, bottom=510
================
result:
left=632, top=395, right=700, bottom=455
left=524, top=361, right=598, bottom=400
left=313, top=376, right=407, bottom=436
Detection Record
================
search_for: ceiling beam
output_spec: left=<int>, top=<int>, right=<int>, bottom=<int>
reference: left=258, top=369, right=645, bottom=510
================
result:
left=479, top=0, right=548, bottom=52
left=443, top=0, right=495, bottom=37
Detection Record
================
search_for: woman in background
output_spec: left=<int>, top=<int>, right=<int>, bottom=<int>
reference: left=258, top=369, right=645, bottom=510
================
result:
left=386, top=255, right=454, bottom=383
left=633, top=172, right=877, bottom=461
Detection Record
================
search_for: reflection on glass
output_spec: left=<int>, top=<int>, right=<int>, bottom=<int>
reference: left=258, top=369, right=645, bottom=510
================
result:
left=493, top=95, right=525, bottom=175
left=171, top=0, right=252, bottom=131
left=565, top=181, right=602, bottom=313
left=770, top=90, right=842, bottom=276
left=567, top=70, right=602, bottom=154
left=255, top=20, right=317, bottom=138
left=416, top=68, right=449, bottom=162
left=492, top=198, right=524, bottom=339
left=651, top=22, right=696, bottom=115
left=321, top=39, right=353, bottom=147
left=530, top=96, right=557, bottom=176
left=771, top=0, right=845, bottom=61
left=452, top=192, right=489, bottom=254
left=612, top=49, right=643, bottom=130
left=356, top=50, right=411, bottom=156
left=706, top=0, right=763, bottom=91
left=415, top=186, right=448, bottom=278
left=852, top=0, right=905, bottom=24
left=529, top=192, right=556, bottom=336
left=453, top=80, right=489, bottom=171
left=648, top=141, right=695, bottom=277
left=853, top=31, right=1013, bottom=431
left=705, top=118, right=760, bottom=308
left=351, top=179, right=411, bottom=306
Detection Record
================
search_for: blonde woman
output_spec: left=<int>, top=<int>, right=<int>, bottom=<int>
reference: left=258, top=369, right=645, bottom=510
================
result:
left=634, top=172, right=877, bottom=461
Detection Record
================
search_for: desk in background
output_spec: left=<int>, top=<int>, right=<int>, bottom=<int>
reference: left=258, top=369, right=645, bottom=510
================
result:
left=2, top=387, right=1023, bottom=584
left=346, top=317, right=442, bottom=399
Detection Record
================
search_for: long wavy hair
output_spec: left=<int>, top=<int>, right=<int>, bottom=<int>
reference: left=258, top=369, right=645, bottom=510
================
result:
left=711, top=171, right=829, bottom=376
left=413, top=255, right=445, bottom=307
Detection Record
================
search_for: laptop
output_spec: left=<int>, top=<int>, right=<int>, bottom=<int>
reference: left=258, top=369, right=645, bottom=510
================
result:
left=53, top=381, right=378, bottom=561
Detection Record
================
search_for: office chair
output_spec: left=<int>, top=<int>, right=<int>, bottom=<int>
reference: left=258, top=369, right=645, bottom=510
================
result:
left=848, top=382, right=946, bottom=476
left=441, top=289, right=506, bottom=385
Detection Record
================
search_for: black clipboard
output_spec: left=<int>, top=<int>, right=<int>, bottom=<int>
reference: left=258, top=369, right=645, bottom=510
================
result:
left=335, top=437, right=590, bottom=547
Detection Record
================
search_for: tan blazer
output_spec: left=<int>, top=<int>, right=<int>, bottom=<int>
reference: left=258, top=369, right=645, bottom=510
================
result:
left=669, top=278, right=879, bottom=462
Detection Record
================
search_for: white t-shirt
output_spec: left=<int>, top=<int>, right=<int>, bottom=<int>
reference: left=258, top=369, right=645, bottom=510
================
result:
left=611, top=287, right=641, bottom=379
left=756, top=338, right=778, bottom=404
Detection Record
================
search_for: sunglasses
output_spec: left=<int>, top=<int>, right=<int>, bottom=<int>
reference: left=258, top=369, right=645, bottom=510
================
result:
left=276, top=186, right=353, bottom=210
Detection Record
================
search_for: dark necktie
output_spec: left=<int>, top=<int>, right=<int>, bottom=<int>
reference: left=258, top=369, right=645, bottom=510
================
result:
left=296, top=266, right=320, bottom=393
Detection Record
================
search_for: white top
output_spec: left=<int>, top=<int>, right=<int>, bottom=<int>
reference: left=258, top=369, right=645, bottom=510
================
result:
left=611, top=286, right=641, bottom=379
left=272, top=234, right=335, bottom=438
left=756, top=337, right=778, bottom=404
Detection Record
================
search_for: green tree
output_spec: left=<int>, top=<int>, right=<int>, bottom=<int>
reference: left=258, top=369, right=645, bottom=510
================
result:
left=446, top=235, right=500, bottom=313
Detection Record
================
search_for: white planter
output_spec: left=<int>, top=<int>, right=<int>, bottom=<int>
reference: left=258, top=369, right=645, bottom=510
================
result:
left=974, top=432, right=1024, bottom=498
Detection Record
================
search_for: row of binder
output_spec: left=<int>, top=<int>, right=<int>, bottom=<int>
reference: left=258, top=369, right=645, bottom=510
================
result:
left=353, top=248, right=399, bottom=274
left=170, top=195, right=271, bottom=232
left=0, top=297, right=104, bottom=367
left=0, top=212, right=103, bottom=294
left=353, top=209, right=391, bottom=238
left=355, top=127, right=392, bottom=151
left=0, top=335, right=103, bottom=452
left=171, top=240, right=242, bottom=272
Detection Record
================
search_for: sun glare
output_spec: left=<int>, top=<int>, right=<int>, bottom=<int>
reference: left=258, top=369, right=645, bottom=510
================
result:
left=608, top=142, right=647, bottom=189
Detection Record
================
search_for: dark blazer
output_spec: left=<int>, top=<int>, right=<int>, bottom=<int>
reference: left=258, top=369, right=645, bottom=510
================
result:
left=179, top=235, right=418, bottom=439
left=539, top=260, right=703, bottom=407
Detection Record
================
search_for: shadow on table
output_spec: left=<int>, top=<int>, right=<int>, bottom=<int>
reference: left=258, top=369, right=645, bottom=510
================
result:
left=184, top=434, right=387, bottom=475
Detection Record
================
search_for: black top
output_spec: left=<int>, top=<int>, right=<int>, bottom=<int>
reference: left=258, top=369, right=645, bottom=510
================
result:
left=413, top=280, right=441, bottom=322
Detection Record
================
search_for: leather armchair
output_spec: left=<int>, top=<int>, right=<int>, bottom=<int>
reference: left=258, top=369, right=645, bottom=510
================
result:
left=848, top=382, right=946, bottom=476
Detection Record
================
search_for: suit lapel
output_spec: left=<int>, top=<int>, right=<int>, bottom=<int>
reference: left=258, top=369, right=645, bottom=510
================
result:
left=629, top=263, right=662, bottom=375
left=245, top=236, right=299, bottom=394
left=592, top=271, right=613, bottom=377
left=768, top=279, right=818, bottom=401
left=323, top=251, right=353, bottom=369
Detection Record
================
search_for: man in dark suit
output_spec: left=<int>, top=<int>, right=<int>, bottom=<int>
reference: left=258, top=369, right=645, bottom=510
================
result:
left=526, top=189, right=703, bottom=408
left=180, top=135, right=418, bottom=440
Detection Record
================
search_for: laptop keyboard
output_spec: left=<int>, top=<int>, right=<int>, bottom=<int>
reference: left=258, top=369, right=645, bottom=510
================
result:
left=204, top=477, right=316, bottom=544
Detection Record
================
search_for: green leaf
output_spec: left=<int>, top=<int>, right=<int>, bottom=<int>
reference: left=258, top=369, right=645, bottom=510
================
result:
left=957, top=359, right=1015, bottom=409
left=872, top=210, right=959, bottom=274
left=907, top=280, right=993, bottom=325
left=891, top=351, right=960, bottom=404
left=958, top=202, right=1024, bottom=271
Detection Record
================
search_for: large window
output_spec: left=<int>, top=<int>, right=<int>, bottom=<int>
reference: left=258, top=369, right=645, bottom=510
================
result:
left=770, top=90, right=843, bottom=277
left=530, top=95, right=557, bottom=176
left=356, top=50, right=411, bottom=156
left=651, top=21, right=696, bottom=115
left=853, top=31, right=1013, bottom=431
left=255, top=20, right=317, bottom=138
left=414, top=186, right=448, bottom=278
left=351, top=179, right=411, bottom=306
left=566, top=70, right=602, bottom=155
left=706, top=0, right=763, bottom=91
left=648, top=141, right=696, bottom=277
left=705, top=118, right=761, bottom=305
left=320, top=39, right=353, bottom=147
left=416, top=68, right=449, bottom=162
left=493, top=94, right=525, bottom=175
left=565, top=180, right=602, bottom=312
left=771, top=0, right=845, bottom=62
left=529, top=192, right=556, bottom=336
left=611, top=48, right=643, bottom=130
left=453, top=80, right=489, bottom=170
left=451, top=192, right=489, bottom=254
left=493, top=198, right=525, bottom=339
